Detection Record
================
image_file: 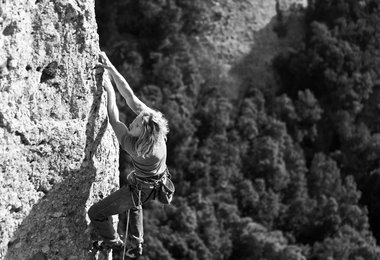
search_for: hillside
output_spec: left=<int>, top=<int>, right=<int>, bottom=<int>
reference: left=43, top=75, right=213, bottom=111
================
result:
left=192, top=0, right=307, bottom=97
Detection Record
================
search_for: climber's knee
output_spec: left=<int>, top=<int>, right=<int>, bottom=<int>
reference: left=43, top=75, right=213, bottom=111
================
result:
left=88, top=204, right=100, bottom=221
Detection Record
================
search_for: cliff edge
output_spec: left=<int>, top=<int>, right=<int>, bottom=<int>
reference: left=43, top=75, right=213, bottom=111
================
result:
left=0, top=1, right=118, bottom=259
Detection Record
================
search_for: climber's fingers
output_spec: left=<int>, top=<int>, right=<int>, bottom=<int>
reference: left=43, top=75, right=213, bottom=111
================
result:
left=99, top=51, right=112, bottom=66
left=96, top=63, right=112, bottom=70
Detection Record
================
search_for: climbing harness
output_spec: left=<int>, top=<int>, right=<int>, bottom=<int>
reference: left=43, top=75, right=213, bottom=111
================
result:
left=134, top=169, right=174, bottom=204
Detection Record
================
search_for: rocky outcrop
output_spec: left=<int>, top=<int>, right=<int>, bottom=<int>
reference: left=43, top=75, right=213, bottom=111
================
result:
left=0, top=1, right=118, bottom=259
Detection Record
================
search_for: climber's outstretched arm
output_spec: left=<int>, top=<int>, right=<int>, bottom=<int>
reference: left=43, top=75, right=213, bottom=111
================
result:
left=98, top=52, right=149, bottom=115
left=103, top=73, right=128, bottom=144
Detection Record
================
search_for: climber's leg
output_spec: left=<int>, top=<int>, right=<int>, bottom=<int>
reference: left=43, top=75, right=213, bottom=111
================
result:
left=117, top=170, right=130, bottom=238
left=88, top=185, right=134, bottom=242
left=128, top=205, right=144, bottom=246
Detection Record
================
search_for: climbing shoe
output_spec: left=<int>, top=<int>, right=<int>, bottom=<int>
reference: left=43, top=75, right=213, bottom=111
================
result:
left=93, top=236, right=124, bottom=250
left=125, top=244, right=143, bottom=258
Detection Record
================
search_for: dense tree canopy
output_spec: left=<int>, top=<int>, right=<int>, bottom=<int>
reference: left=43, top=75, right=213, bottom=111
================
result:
left=95, top=0, right=380, bottom=259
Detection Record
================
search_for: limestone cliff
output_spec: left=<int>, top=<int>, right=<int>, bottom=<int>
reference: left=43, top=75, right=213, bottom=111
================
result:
left=0, top=1, right=118, bottom=259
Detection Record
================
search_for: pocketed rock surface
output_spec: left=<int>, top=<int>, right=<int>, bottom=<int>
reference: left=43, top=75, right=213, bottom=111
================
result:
left=0, top=1, right=119, bottom=259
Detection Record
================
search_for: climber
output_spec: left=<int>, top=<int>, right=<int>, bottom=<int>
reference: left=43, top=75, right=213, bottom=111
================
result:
left=88, top=52, right=169, bottom=258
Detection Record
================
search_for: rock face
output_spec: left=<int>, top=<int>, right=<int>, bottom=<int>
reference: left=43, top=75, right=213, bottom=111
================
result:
left=0, top=1, right=119, bottom=259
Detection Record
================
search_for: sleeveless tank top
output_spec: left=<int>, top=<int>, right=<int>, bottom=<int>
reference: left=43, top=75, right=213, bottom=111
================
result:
left=121, top=134, right=167, bottom=178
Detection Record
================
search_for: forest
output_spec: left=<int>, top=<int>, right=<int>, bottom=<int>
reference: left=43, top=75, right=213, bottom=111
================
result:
left=95, top=0, right=380, bottom=259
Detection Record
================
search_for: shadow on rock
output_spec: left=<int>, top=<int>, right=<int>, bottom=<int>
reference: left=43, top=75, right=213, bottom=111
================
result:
left=5, top=69, right=116, bottom=260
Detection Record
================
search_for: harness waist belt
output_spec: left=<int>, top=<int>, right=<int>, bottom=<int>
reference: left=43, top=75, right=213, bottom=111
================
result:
left=134, top=169, right=167, bottom=183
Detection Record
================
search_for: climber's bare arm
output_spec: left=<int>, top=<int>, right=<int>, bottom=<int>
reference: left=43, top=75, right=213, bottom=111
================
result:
left=98, top=52, right=150, bottom=115
left=103, top=73, right=129, bottom=144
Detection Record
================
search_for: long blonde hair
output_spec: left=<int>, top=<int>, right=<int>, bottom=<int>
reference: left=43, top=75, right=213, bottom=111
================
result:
left=135, top=110, right=169, bottom=158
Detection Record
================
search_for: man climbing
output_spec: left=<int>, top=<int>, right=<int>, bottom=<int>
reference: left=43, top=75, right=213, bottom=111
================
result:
left=88, top=52, right=170, bottom=258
